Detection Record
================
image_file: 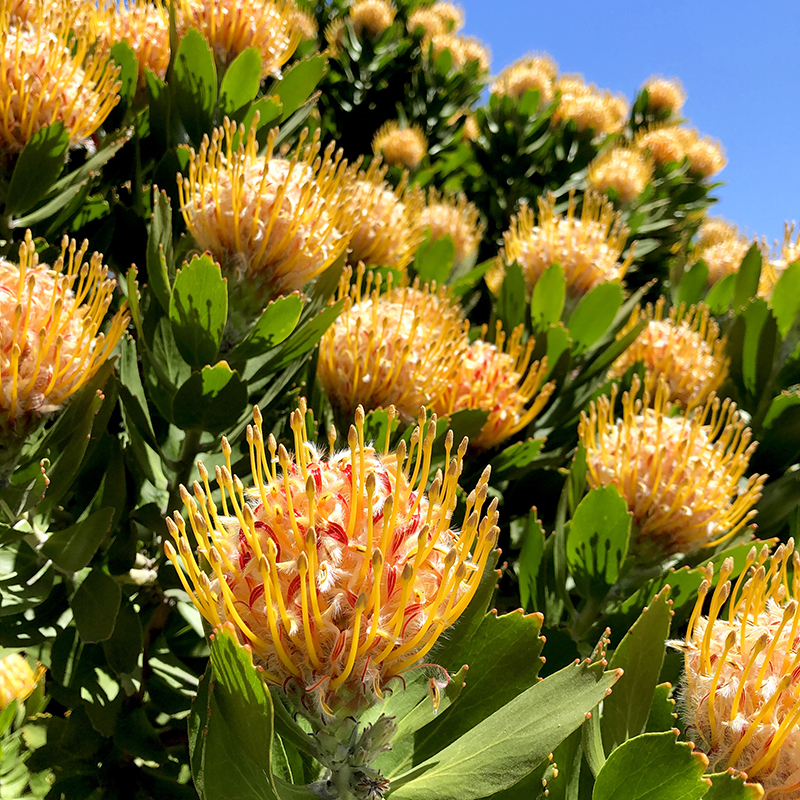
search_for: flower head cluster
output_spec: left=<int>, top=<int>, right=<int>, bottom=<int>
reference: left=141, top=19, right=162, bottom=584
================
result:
left=176, top=0, right=301, bottom=78
left=349, top=0, right=395, bottom=39
left=490, top=53, right=557, bottom=105
left=553, top=75, right=628, bottom=135
left=164, top=401, right=499, bottom=718
left=417, top=186, right=485, bottom=265
left=0, top=653, right=44, bottom=711
left=641, top=76, right=686, bottom=114
left=407, top=2, right=464, bottom=36
left=0, top=231, right=129, bottom=434
left=608, top=299, right=729, bottom=410
left=761, top=222, right=800, bottom=299
left=425, top=32, right=490, bottom=73
left=318, top=269, right=469, bottom=421
left=0, top=8, right=120, bottom=160
left=178, top=118, right=353, bottom=310
left=690, top=218, right=753, bottom=285
left=672, top=543, right=800, bottom=799
left=342, top=159, right=425, bottom=270
left=494, top=191, right=633, bottom=298
left=636, top=126, right=726, bottom=177
left=587, top=146, right=654, bottom=204
left=579, top=377, right=765, bottom=557
left=372, top=121, right=428, bottom=169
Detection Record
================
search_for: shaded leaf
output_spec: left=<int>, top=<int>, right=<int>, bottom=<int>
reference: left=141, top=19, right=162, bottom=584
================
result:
left=40, top=507, right=115, bottom=572
left=173, top=362, right=248, bottom=434
left=6, top=123, right=68, bottom=214
left=71, top=569, right=121, bottom=643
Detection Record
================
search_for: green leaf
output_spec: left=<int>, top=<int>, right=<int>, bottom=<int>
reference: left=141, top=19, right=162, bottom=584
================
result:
left=389, top=660, right=620, bottom=800
left=0, top=541, right=53, bottom=617
left=530, top=263, right=566, bottom=331
left=40, top=508, right=114, bottom=573
left=602, top=586, right=672, bottom=753
left=173, top=362, right=248, bottom=434
left=705, top=273, right=736, bottom=315
left=5, top=122, right=69, bottom=214
left=704, top=771, right=764, bottom=800
left=592, top=731, right=710, bottom=800
left=677, top=260, right=709, bottom=308
left=497, top=261, right=526, bottom=334
left=727, top=299, right=778, bottom=399
left=109, top=41, right=139, bottom=109
left=451, top=258, right=493, bottom=297
left=770, top=260, right=800, bottom=338
left=568, top=282, right=624, bottom=354
left=566, top=486, right=632, bottom=601
left=102, top=598, right=144, bottom=675
left=272, top=55, right=327, bottom=122
left=646, top=683, right=677, bottom=733
left=230, top=294, right=304, bottom=362
left=517, top=510, right=545, bottom=610
left=733, top=244, right=763, bottom=311
left=490, top=439, right=545, bottom=482
left=172, top=29, right=217, bottom=145
left=71, top=569, right=121, bottom=643
left=412, top=234, right=455, bottom=285
left=219, top=47, right=263, bottom=116
left=170, top=253, right=228, bottom=368
left=147, top=188, right=174, bottom=314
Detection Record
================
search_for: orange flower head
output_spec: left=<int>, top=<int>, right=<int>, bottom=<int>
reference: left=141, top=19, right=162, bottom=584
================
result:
left=672, top=543, right=800, bottom=799
left=164, top=401, right=500, bottom=718
left=691, top=219, right=752, bottom=286
left=642, top=76, right=686, bottom=114
left=417, top=186, right=485, bottom=265
left=426, top=33, right=490, bottom=73
left=0, top=231, right=129, bottom=435
left=372, top=121, right=428, bottom=169
left=435, top=322, right=555, bottom=450
left=684, top=129, right=726, bottom=178
left=579, top=376, right=765, bottom=558
left=496, top=191, right=633, bottom=298
left=178, top=119, right=353, bottom=310
left=635, top=125, right=689, bottom=167
left=427, top=2, right=464, bottom=32
left=317, top=269, right=469, bottom=422
left=176, top=0, right=301, bottom=78
left=587, top=146, right=654, bottom=203
left=490, top=53, right=557, bottom=104
left=349, top=0, right=395, bottom=38
left=554, top=79, right=628, bottom=135
left=0, top=9, right=120, bottom=160
left=291, top=7, right=318, bottom=40
left=0, top=653, right=44, bottom=711
left=342, top=159, right=426, bottom=270
left=609, top=299, right=729, bottom=410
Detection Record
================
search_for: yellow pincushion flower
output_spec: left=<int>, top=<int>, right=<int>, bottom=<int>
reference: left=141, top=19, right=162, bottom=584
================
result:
left=553, top=77, right=628, bottom=135
left=0, top=231, right=129, bottom=432
left=417, top=187, right=485, bottom=265
left=587, top=146, right=654, bottom=204
left=579, top=377, right=765, bottom=557
left=762, top=223, right=800, bottom=298
left=164, top=401, right=499, bottom=717
left=642, top=76, right=686, bottom=114
left=349, top=0, right=395, bottom=39
left=636, top=126, right=726, bottom=177
left=372, top=121, right=428, bottom=170
left=317, top=269, right=469, bottom=422
left=176, top=0, right=301, bottom=78
left=490, top=53, right=557, bottom=104
left=342, top=159, right=426, bottom=270
left=427, top=2, right=464, bottom=32
left=684, top=129, right=726, bottom=178
left=178, top=119, right=353, bottom=308
left=0, top=10, right=120, bottom=160
left=494, top=191, right=633, bottom=298
left=672, top=544, right=800, bottom=799
left=435, top=323, right=555, bottom=450
left=0, top=653, right=44, bottom=711
left=608, top=299, right=729, bottom=410
left=691, top=218, right=753, bottom=286
left=426, top=33, right=490, bottom=73
left=407, top=7, right=444, bottom=37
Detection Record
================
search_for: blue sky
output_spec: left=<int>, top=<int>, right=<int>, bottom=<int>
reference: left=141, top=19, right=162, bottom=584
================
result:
left=460, top=0, right=799, bottom=246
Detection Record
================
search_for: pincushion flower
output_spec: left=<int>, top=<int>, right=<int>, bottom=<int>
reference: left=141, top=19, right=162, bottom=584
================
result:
left=587, top=146, right=654, bottom=204
left=417, top=187, right=485, bottom=265
left=435, top=323, right=555, bottom=450
left=0, top=653, right=44, bottom=711
left=490, top=53, right=557, bottom=104
left=635, top=125, right=688, bottom=167
left=579, top=377, right=765, bottom=558
left=164, top=400, right=499, bottom=720
left=672, top=544, right=800, bottom=799
left=176, top=0, right=301, bottom=78
left=0, top=231, right=129, bottom=438
left=372, top=121, right=428, bottom=170
left=492, top=191, right=633, bottom=298
left=349, top=0, right=395, bottom=39
left=426, top=2, right=465, bottom=32
left=608, top=299, right=729, bottom=410
left=0, top=11, right=120, bottom=161
left=553, top=76, right=628, bottom=135
left=342, top=159, right=425, bottom=270
left=641, top=76, right=686, bottom=114
left=690, top=218, right=753, bottom=285
left=636, top=126, right=726, bottom=177
left=178, top=118, right=353, bottom=312
left=761, top=222, right=800, bottom=298
left=426, top=33, right=490, bottom=73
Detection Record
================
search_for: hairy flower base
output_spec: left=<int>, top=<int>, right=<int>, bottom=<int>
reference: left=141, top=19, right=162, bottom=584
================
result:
left=672, top=544, right=800, bottom=799
left=165, top=402, right=499, bottom=719
left=580, top=378, right=764, bottom=557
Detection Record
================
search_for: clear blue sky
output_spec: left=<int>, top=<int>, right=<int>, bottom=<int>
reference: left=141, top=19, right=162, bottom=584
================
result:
left=460, top=0, right=799, bottom=246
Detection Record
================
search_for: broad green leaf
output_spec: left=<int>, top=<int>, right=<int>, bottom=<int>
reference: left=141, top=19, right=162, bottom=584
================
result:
left=172, top=29, right=217, bottom=144
left=490, top=439, right=546, bottom=482
left=530, top=263, right=566, bottom=331
left=733, top=244, right=763, bottom=311
left=412, top=234, right=455, bottom=285
left=497, top=261, right=526, bottom=334
left=677, top=260, right=709, bottom=308
left=71, top=569, right=121, bottom=643
left=102, top=599, right=144, bottom=675
left=147, top=188, right=174, bottom=314
left=602, top=586, right=672, bottom=753
left=389, top=660, right=620, bottom=800
left=566, top=486, right=632, bottom=601
left=757, top=392, right=800, bottom=474
left=173, top=362, right=248, bottom=434
left=40, top=507, right=115, bottom=572
left=517, top=510, right=545, bottom=610
left=170, top=254, right=228, bottom=368
left=0, top=541, right=53, bottom=617
left=273, top=55, right=327, bottom=122
left=109, top=41, right=139, bottom=110
left=450, top=258, right=493, bottom=297
left=705, top=273, right=735, bottom=315
left=230, top=294, right=304, bottom=362
left=5, top=122, right=69, bottom=214
left=727, top=299, right=778, bottom=399
left=646, top=683, right=677, bottom=733
left=219, top=47, right=263, bottom=116
left=238, top=97, right=283, bottom=135
left=592, top=731, right=709, bottom=800
left=770, top=260, right=800, bottom=338
left=568, top=282, right=624, bottom=354
left=705, top=771, right=764, bottom=799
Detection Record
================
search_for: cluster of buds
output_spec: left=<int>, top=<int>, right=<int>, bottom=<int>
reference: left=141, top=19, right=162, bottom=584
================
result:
left=579, top=376, right=765, bottom=558
left=587, top=146, right=654, bottom=204
left=672, top=542, right=800, bottom=799
left=490, top=52, right=557, bottom=106
left=164, top=401, right=500, bottom=723
left=372, top=121, right=428, bottom=170
left=608, top=298, right=729, bottom=410
left=0, top=653, right=44, bottom=711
